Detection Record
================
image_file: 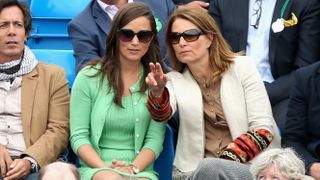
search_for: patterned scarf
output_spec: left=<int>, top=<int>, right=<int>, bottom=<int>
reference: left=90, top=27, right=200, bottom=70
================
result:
left=0, top=46, right=38, bottom=80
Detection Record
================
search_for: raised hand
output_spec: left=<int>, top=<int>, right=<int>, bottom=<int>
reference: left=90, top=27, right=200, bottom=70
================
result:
left=145, top=62, right=168, bottom=97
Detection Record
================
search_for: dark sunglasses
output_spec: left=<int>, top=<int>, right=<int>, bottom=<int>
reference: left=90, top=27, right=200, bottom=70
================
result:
left=118, top=29, right=154, bottom=43
left=168, top=29, right=205, bottom=44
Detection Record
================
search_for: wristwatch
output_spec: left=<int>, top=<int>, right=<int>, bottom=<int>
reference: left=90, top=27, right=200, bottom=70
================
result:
left=128, top=163, right=140, bottom=174
left=30, top=161, right=37, bottom=173
left=23, top=156, right=38, bottom=173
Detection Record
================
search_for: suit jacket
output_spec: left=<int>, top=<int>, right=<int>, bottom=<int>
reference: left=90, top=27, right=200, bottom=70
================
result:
left=22, top=63, right=70, bottom=167
left=167, top=57, right=281, bottom=172
left=209, top=0, right=320, bottom=104
left=282, top=62, right=320, bottom=171
left=68, top=0, right=175, bottom=72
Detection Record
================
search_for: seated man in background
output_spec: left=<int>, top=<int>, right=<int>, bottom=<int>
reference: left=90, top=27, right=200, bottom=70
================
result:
left=209, top=0, right=320, bottom=131
left=38, top=162, right=80, bottom=180
left=0, top=0, right=69, bottom=179
left=282, top=62, right=320, bottom=180
left=68, top=0, right=209, bottom=72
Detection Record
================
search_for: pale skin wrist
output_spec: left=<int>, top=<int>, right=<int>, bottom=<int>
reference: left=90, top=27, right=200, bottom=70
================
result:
left=77, top=144, right=106, bottom=168
left=130, top=148, right=155, bottom=173
left=151, top=89, right=164, bottom=98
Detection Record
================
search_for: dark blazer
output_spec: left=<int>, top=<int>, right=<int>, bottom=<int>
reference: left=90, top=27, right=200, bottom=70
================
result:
left=282, top=62, right=320, bottom=171
left=68, top=0, right=175, bottom=71
left=209, top=0, right=320, bottom=105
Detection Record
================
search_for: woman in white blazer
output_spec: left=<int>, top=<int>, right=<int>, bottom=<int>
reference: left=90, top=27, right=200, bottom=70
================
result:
left=146, top=8, right=281, bottom=180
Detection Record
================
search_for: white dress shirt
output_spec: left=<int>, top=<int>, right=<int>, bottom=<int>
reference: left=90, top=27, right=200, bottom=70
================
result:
left=97, top=0, right=134, bottom=20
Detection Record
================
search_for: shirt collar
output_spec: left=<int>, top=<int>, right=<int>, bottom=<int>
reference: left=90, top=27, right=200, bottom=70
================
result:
left=97, top=0, right=134, bottom=14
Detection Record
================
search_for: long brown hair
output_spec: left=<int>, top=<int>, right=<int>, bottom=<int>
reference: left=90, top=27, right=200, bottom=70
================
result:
left=90, top=3, right=165, bottom=107
left=165, top=8, right=242, bottom=83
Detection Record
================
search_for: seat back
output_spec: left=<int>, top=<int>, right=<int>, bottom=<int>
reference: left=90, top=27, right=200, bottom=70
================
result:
left=32, top=49, right=76, bottom=88
left=28, top=0, right=90, bottom=50
left=154, top=124, right=175, bottom=180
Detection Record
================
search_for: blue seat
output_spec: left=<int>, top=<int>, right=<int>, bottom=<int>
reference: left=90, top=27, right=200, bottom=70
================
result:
left=28, top=0, right=90, bottom=50
left=31, top=49, right=76, bottom=88
left=30, top=0, right=90, bottom=19
left=154, top=124, right=175, bottom=180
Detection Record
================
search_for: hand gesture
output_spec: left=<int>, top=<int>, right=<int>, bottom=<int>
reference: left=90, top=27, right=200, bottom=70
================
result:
left=0, top=144, right=13, bottom=177
left=145, top=63, right=167, bottom=97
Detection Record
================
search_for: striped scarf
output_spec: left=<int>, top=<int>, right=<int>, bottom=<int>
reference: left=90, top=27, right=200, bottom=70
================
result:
left=0, top=46, right=38, bottom=80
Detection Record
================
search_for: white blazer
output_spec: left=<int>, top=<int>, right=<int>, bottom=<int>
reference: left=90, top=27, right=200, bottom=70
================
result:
left=167, top=56, right=281, bottom=172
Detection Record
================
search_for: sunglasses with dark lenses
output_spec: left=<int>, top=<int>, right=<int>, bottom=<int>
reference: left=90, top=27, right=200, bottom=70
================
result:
left=118, top=29, right=154, bottom=43
left=168, top=29, right=205, bottom=44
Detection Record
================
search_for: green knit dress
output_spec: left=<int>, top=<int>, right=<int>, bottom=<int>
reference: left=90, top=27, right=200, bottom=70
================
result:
left=70, top=65, right=165, bottom=180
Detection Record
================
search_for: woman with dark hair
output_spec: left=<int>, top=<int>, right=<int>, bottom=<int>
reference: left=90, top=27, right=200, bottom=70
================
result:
left=70, top=3, right=166, bottom=180
left=146, top=8, right=281, bottom=180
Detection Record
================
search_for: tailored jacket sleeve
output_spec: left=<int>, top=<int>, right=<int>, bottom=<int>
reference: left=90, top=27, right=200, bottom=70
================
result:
left=282, top=69, right=319, bottom=169
left=68, top=20, right=101, bottom=72
left=142, top=118, right=165, bottom=158
left=70, top=68, right=96, bottom=153
left=22, top=64, right=70, bottom=167
left=222, top=58, right=277, bottom=134
left=292, top=0, right=320, bottom=68
left=264, top=72, right=294, bottom=105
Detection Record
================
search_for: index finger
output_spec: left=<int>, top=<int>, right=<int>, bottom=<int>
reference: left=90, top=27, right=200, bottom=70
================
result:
left=154, top=63, right=164, bottom=74
left=149, top=62, right=156, bottom=73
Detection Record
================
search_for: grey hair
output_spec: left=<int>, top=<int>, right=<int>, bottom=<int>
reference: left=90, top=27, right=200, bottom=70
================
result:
left=250, top=148, right=306, bottom=180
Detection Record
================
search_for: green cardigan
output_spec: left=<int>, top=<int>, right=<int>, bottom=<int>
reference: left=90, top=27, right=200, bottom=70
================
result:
left=70, top=65, right=165, bottom=165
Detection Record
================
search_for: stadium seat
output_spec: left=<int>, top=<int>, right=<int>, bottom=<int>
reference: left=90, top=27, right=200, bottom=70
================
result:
left=31, top=49, right=76, bottom=88
left=28, top=0, right=90, bottom=50
left=154, top=124, right=175, bottom=180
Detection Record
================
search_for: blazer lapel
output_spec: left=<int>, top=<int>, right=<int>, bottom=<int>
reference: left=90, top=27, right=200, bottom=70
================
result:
left=269, top=0, right=292, bottom=64
left=92, top=1, right=111, bottom=34
left=232, top=0, right=249, bottom=51
left=21, top=68, right=38, bottom=147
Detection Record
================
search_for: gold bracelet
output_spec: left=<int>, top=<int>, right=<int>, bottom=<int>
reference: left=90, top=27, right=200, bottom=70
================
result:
left=151, top=92, right=162, bottom=98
